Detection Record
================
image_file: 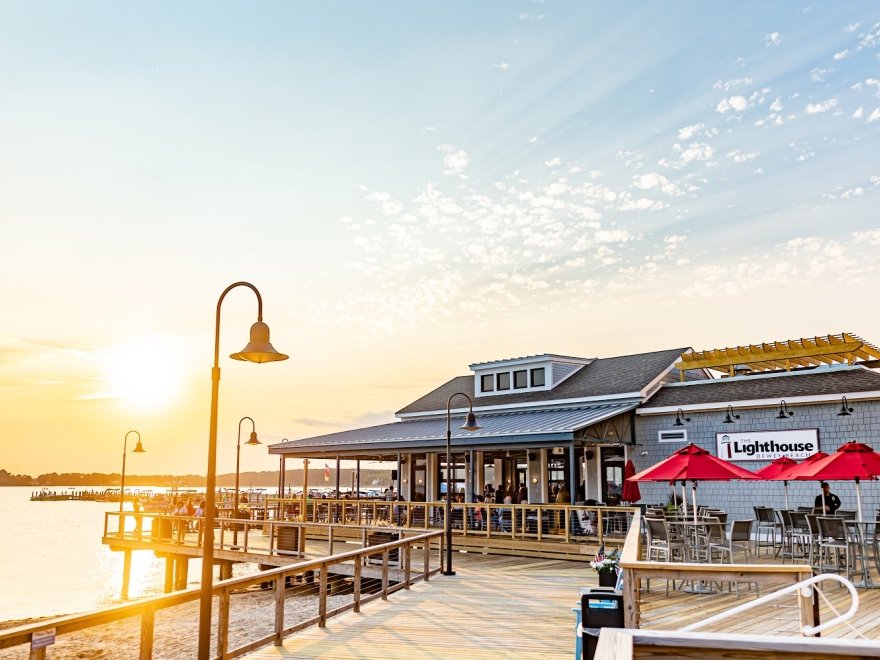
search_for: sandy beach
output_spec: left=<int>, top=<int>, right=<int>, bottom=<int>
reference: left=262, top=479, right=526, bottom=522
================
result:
left=0, top=587, right=352, bottom=659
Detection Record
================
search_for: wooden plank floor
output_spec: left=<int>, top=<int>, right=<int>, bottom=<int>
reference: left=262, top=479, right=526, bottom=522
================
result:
left=245, top=553, right=880, bottom=659
left=244, top=553, right=589, bottom=659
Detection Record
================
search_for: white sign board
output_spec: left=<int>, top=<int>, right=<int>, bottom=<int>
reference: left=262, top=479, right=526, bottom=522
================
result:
left=716, top=428, right=820, bottom=461
left=31, top=629, right=56, bottom=650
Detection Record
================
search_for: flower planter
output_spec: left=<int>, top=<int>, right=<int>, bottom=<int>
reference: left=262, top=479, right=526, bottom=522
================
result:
left=598, top=570, right=617, bottom=587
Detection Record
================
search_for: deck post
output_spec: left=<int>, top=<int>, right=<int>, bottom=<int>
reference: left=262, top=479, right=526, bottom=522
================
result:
left=274, top=574, right=285, bottom=645
left=121, top=550, right=132, bottom=600
left=798, top=569, right=818, bottom=635
left=381, top=549, right=390, bottom=599
left=164, top=557, right=174, bottom=593
left=353, top=557, right=362, bottom=612
left=217, top=588, right=230, bottom=658
left=318, top=565, right=328, bottom=627
left=405, top=544, right=412, bottom=588
left=139, top=604, right=155, bottom=660
left=175, top=557, right=189, bottom=590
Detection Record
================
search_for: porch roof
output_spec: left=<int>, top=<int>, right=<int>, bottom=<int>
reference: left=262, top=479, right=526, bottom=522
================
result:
left=268, top=402, right=637, bottom=458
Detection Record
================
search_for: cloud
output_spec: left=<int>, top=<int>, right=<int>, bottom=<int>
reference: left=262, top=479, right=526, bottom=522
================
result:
left=845, top=23, right=860, bottom=33
left=678, top=142, right=714, bottom=163
left=833, top=49, right=851, bottom=60
left=804, top=98, right=838, bottom=114
left=437, top=144, right=469, bottom=178
left=365, top=191, right=404, bottom=216
left=810, top=68, right=832, bottom=82
left=869, top=108, right=880, bottom=123
left=712, top=78, right=754, bottom=91
left=716, top=95, right=749, bottom=114
left=853, top=106, right=865, bottom=118
left=545, top=157, right=561, bottom=167
left=677, top=123, right=704, bottom=140
left=726, top=149, right=760, bottom=163
left=765, top=32, right=782, bottom=47
left=492, top=62, right=510, bottom=70
left=631, top=172, right=683, bottom=195
left=854, top=230, right=880, bottom=245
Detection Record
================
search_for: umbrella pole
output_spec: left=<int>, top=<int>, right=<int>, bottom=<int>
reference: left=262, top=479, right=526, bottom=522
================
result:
left=784, top=481, right=789, bottom=510
left=681, top=481, right=687, bottom=516
left=855, top=477, right=863, bottom=522
left=691, top=482, right=698, bottom=526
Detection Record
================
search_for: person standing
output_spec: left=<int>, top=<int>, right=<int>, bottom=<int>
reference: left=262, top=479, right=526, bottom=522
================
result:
left=814, top=482, right=841, bottom=514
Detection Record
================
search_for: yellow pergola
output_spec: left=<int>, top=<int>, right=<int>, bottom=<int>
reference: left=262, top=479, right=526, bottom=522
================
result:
left=676, top=332, right=880, bottom=380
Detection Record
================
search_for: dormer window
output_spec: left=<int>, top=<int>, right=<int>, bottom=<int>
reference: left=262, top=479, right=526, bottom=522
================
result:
left=531, top=368, right=545, bottom=387
left=470, top=354, right=592, bottom=398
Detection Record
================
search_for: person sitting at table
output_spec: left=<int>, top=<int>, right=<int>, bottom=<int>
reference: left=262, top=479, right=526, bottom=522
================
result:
left=814, top=482, right=841, bottom=514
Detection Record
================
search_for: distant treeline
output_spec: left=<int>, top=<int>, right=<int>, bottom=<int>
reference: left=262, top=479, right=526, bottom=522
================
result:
left=0, top=467, right=391, bottom=488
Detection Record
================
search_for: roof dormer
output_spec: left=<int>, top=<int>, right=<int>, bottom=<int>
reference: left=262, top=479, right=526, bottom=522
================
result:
left=469, top=354, right=593, bottom=398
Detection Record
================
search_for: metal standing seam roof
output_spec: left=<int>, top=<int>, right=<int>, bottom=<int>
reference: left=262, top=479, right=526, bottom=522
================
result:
left=268, top=402, right=637, bottom=455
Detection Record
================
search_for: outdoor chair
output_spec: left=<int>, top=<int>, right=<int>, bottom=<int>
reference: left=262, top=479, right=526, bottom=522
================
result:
left=754, top=506, right=779, bottom=557
left=817, top=516, right=863, bottom=580
left=787, top=511, right=814, bottom=563
left=776, top=509, right=794, bottom=562
left=645, top=517, right=686, bottom=595
left=836, top=510, right=857, bottom=520
left=707, top=520, right=756, bottom=598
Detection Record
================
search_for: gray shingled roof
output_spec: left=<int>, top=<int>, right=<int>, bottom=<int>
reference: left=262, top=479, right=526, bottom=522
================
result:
left=395, top=347, right=687, bottom=415
left=643, top=366, right=880, bottom=408
left=267, top=402, right=636, bottom=457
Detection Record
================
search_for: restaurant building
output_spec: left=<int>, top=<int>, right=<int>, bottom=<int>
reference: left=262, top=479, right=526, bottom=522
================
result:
left=269, top=333, right=880, bottom=522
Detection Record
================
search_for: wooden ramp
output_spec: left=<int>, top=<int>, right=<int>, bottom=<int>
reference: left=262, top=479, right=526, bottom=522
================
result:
left=243, top=553, right=588, bottom=659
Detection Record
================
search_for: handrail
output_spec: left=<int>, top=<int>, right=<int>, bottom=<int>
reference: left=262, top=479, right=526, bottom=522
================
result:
left=619, top=509, right=818, bottom=630
left=679, top=573, right=859, bottom=637
left=0, top=529, right=443, bottom=658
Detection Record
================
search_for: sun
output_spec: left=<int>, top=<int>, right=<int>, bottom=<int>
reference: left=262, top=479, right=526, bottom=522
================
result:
left=103, top=335, right=186, bottom=410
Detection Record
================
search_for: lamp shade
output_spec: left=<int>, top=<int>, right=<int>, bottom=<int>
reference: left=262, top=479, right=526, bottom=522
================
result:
left=245, top=431, right=261, bottom=446
left=230, top=321, right=289, bottom=363
left=460, top=411, right=480, bottom=432
left=132, top=440, right=146, bottom=453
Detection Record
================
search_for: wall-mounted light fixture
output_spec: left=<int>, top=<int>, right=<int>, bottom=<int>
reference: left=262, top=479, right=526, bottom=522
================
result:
left=531, top=476, right=538, bottom=484
left=723, top=405, right=740, bottom=424
left=776, top=400, right=794, bottom=419
left=673, top=409, right=690, bottom=427
left=838, top=395, right=854, bottom=417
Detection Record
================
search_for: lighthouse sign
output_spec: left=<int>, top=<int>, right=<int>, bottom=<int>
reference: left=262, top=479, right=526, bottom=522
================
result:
left=716, top=429, right=820, bottom=462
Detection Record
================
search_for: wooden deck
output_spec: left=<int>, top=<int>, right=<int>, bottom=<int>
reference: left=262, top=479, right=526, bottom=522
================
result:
left=243, top=553, right=880, bottom=659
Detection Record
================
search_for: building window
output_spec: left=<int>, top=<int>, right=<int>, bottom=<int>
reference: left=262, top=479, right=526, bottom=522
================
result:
left=497, top=372, right=511, bottom=390
left=530, top=367, right=545, bottom=387
left=513, top=370, right=528, bottom=389
left=480, top=374, right=494, bottom=392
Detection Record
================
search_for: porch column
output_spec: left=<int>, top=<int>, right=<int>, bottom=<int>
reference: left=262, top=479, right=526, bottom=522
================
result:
left=568, top=442, right=577, bottom=505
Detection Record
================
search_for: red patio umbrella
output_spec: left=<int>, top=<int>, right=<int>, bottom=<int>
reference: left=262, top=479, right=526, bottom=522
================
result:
left=794, top=442, right=880, bottom=520
left=775, top=451, right=829, bottom=480
left=622, top=459, right=641, bottom=504
left=754, top=456, right=798, bottom=509
left=631, top=443, right=759, bottom=524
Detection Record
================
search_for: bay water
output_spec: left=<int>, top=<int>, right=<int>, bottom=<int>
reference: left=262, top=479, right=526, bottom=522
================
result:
left=0, top=486, right=195, bottom=622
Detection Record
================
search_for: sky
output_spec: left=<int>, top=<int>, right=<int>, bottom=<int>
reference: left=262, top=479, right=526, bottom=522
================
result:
left=1, top=2, right=879, bottom=477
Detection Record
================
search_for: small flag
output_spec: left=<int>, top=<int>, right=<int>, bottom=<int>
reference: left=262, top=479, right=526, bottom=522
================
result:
left=324, top=463, right=331, bottom=482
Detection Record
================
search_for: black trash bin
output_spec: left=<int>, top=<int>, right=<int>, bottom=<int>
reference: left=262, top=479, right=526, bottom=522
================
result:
left=580, top=586, right=624, bottom=660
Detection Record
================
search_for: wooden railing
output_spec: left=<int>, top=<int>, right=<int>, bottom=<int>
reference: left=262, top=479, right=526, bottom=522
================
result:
left=618, top=510, right=816, bottom=630
left=1, top=530, right=442, bottom=659
left=261, top=498, right=636, bottom=544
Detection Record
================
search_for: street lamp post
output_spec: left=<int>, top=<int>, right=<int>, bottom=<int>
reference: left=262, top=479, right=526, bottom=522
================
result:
left=232, top=416, right=260, bottom=549
left=443, top=393, right=480, bottom=576
left=197, top=282, right=287, bottom=660
left=119, top=430, right=145, bottom=512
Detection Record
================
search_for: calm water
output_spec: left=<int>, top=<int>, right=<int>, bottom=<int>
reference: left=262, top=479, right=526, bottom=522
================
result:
left=0, top=486, right=196, bottom=622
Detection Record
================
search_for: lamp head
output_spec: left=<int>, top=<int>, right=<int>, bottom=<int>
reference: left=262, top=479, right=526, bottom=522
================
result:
left=132, top=440, right=146, bottom=453
left=246, top=431, right=261, bottom=446
left=838, top=396, right=854, bottom=416
left=460, top=411, right=480, bottom=432
left=230, top=321, right=289, bottom=363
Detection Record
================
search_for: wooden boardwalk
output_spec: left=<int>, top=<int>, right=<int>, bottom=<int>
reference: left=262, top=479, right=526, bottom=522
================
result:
left=244, top=553, right=880, bottom=659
